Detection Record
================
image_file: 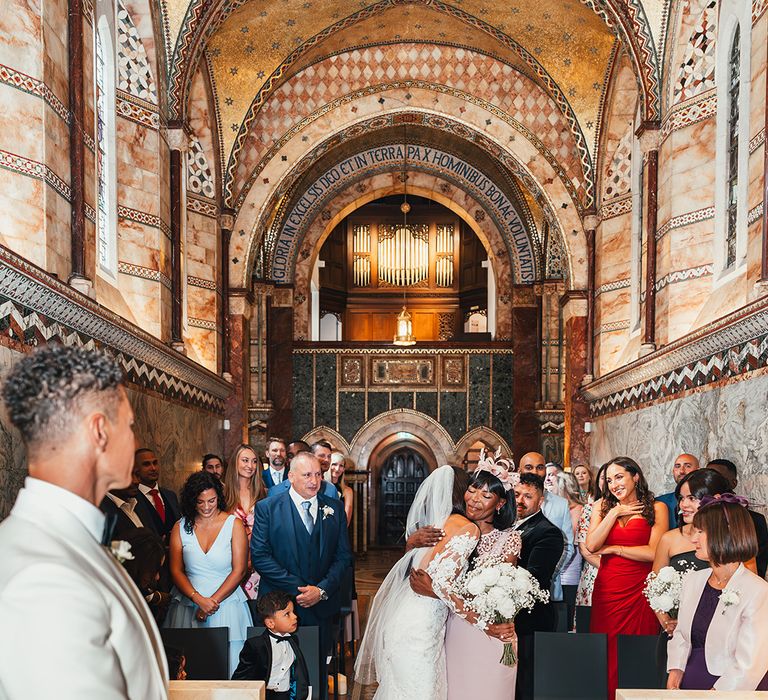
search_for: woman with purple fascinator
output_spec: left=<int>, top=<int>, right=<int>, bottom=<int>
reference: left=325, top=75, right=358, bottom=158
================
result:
left=667, top=494, right=768, bottom=691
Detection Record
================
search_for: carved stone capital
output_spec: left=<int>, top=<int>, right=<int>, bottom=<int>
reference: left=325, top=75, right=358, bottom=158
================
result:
left=219, top=213, right=235, bottom=230
left=637, top=128, right=661, bottom=154
left=166, top=128, right=190, bottom=152
left=229, top=292, right=254, bottom=319
left=582, top=214, right=600, bottom=231
left=561, top=296, right=588, bottom=324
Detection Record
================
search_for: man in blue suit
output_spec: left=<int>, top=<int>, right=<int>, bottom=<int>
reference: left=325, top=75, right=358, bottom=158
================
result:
left=251, top=451, right=352, bottom=699
left=268, top=440, right=338, bottom=499
left=261, top=437, right=288, bottom=491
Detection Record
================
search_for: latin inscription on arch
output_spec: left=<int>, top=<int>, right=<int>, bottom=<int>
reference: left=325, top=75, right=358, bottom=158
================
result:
left=270, top=144, right=535, bottom=283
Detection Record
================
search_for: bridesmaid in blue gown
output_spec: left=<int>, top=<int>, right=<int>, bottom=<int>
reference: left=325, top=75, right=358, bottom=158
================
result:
left=166, top=472, right=253, bottom=676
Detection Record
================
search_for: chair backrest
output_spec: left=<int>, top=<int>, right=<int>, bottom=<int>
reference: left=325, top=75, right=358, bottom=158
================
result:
left=339, top=565, right=355, bottom=612
left=575, top=605, right=592, bottom=633
left=161, top=627, right=229, bottom=680
left=248, top=625, right=321, bottom=695
left=617, top=634, right=666, bottom=690
left=534, top=632, right=607, bottom=700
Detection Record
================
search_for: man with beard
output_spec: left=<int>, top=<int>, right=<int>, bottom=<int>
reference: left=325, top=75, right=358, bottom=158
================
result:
left=269, top=441, right=338, bottom=499
left=262, top=437, right=288, bottom=490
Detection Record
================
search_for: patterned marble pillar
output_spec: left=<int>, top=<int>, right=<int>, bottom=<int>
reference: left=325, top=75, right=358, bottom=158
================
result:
left=582, top=214, right=598, bottom=383
left=168, top=127, right=190, bottom=353
left=219, top=210, right=234, bottom=376
left=561, top=292, right=590, bottom=467
left=225, top=292, right=253, bottom=458
left=638, top=126, right=661, bottom=356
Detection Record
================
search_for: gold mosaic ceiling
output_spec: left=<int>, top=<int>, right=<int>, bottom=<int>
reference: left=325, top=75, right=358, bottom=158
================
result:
left=164, top=0, right=667, bottom=168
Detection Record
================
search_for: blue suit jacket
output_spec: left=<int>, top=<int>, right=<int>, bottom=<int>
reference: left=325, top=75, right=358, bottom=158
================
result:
left=261, top=467, right=287, bottom=491
left=250, top=489, right=352, bottom=623
left=268, top=478, right=338, bottom=500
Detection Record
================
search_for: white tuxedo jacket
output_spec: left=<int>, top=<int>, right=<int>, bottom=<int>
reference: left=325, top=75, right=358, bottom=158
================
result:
left=0, top=483, right=168, bottom=699
left=667, top=563, right=768, bottom=690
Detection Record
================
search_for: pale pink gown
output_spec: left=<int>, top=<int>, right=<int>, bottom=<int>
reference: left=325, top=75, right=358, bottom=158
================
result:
left=445, top=528, right=522, bottom=700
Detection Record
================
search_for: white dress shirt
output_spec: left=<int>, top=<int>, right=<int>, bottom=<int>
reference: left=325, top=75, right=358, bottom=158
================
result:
left=270, top=467, right=285, bottom=485
left=105, top=493, right=145, bottom=528
left=25, top=477, right=104, bottom=541
left=267, top=633, right=296, bottom=691
left=289, top=487, right=318, bottom=525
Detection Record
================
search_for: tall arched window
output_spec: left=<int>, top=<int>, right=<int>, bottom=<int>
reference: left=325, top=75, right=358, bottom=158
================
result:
left=725, top=27, right=740, bottom=269
left=95, top=5, right=118, bottom=280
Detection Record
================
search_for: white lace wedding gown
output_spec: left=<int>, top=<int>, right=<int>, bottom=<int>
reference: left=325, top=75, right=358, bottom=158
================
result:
left=356, top=521, right=479, bottom=700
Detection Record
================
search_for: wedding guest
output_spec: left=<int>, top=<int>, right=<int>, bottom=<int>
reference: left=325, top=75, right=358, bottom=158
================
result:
left=224, top=443, right=265, bottom=598
left=657, top=454, right=699, bottom=529
left=544, top=462, right=563, bottom=492
left=667, top=496, right=768, bottom=690
left=572, top=464, right=594, bottom=502
left=0, top=345, right=167, bottom=698
left=327, top=452, right=354, bottom=525
left=165, top=472, right=253, bottom=676
left=707, top=458, right=768, bottom=577
left=587, top=457, right=667, bottom=699
left=135, top=447, right=181, bottom=538
left=576, top=463, right=608, bottom=607
left=286, top=440, right=310, bottom=469
left=122, top=527, right=171, bottom=623
left=553, top=471, right=584, bottom=630
left=202, top=453, right=225, bottom=481
left=100, top=469, right=156, bottom=540
left=270, top=442, right=338, bottom=499
left=262, top=438, right=288, bottom=490
left=232, top=591, right=310, bottom=700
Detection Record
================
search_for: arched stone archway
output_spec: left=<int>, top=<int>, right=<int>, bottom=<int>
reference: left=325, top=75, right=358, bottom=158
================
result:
left=348, top=409, right=455, bottom=469
left=300, top=426, right=351, bottom=454
left=453, top=426, right=514, bottom=463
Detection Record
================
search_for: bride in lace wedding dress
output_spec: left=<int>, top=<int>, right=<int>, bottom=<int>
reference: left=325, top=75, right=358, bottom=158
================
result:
left=354, top=465, right=479, bottom=700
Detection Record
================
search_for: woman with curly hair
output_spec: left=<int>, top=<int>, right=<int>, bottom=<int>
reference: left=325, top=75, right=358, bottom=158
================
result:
left=586, top=457, right=668, bottom=699
left=165, top=471, right=253, bottom=676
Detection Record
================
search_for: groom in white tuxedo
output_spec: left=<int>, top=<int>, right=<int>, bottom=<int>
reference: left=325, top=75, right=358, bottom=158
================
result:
left=0, top=346, right=168, bottom=699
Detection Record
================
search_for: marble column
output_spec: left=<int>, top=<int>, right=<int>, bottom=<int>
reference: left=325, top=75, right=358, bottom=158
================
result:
left=219, top=210, right=234, bottom=376
left=167, top=127, right=189, bottom=353
left=583, top=214, right=598, bottom=383
left=638, top=126, right=661, bottom=355
left=561, top=292, right=590, bottom=467
left=267, top=286, right=295, bottom=440
left=68, top=0, right=91, bottom=296
left=511, top=285, right=540, bottom=454
left=225, top=292, right=253, bottom=458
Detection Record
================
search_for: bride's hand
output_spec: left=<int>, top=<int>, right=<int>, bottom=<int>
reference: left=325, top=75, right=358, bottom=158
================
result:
left=486, top=622, right=516, bottom=643
left=409, top=569, right=438, bottom=598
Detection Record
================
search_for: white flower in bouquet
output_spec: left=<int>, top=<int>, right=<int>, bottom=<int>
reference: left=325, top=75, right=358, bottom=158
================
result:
left=657, top=567, right=678, bottom=583
left=481, top=567, right=501, bottom=587
left=644, top=564, right=696, bottom=617
left=467, top=576, right=487, bottom=596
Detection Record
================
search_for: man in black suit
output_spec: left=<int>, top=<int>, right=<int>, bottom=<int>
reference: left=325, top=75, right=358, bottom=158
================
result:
left=99, top=470, right=157, bottom=540
left=134, top=447, right=180, bottom=537
left=489, top=473, right=564, bottom=700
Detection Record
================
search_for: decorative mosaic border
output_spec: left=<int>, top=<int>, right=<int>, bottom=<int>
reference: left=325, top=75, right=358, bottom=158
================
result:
left=0, top=63, right=69, bottom=123
left=754, top=0, right=767, bottom=24
left=656, top=206, right=715, bottom=240
left=117, top=204, right=172, bottom=239
left=116, top=90, right=160, bottom=130
left=596, top=320, right=630, bottom=335
left=187, top=193, right=219, bottom=218
left=596, top=278, right=631, bottom=297
left=661, top=90, right=716, bottom=140
left=117, top=261, right=172, bottom=289
left=188, top=275, right=217, bottom=291
left=293, top=346, right=514, bottom=355
left=585, top=295, right=768, bottom=416
left=0, top=148, right=72, bottom=202
left=748, top=202, right=764, bottom=227
left=749, top=128, right=765, bottom=155
left=655, top=263, right=713, bottom=292
left=0, top=245, right=229, bottom=412
left=188, top=317, right=217, bottom=330
left=599, top=195, right=632, bottom=221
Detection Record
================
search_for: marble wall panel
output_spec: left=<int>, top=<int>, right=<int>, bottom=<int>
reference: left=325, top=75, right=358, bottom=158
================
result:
left=438, top=391, right=467, bottom=443
left=468, top=354, right=491, bottom=429
left=0, top=1, right=43, bottom=75
left=314, top=354, right=337, bottom=428
left=491, top=354, right=514, bottom=445
left=415, top=392, right=438, bottom=420
left=0, top=168, right=45, bottom=269
left=183, top=327, right=216, bottom=372
left=591, top=373, right=768, bottom=517
left=338, top=391, right=365, bottom=442
left=292, top=354, right=313, bottom=439
left=391, top=392, right=413, bottom=410
left=367, top=392, right=389, bottom=420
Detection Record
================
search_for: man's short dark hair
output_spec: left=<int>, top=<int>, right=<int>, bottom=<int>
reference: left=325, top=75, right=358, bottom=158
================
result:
left=256, top=591, right=294, bottom=621
left=519, top=473, right=545, bottom=493
left=266, top=437, right=286, bottom=450
left=2, top=345, right=123, bottom=448
left=707, top=458, right=738, bottom=478
left=202, top=453, right=222, bottom=466
left=310, top=440, right=332, bottom=453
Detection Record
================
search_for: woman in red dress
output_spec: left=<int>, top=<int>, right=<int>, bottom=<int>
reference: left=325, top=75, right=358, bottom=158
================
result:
left=586, top=457, right=669, bottom=699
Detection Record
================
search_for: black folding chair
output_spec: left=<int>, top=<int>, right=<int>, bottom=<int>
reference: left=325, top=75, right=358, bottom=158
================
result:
left=248, top=625, right=321, bottom=698
left=534, top=631, right=608, bottom=699
left=160, top=626, right=229, bottom=680
left=617, top=634, right=666, bottom=690
left=575, top=605, right=592, bottom=633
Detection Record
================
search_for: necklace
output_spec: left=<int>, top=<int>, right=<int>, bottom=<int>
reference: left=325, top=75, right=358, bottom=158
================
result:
left=711, top=565, right=737, bottom=588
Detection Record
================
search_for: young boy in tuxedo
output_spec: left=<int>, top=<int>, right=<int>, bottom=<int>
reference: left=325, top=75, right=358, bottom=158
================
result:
left=232, top=591, right=310, bottom=700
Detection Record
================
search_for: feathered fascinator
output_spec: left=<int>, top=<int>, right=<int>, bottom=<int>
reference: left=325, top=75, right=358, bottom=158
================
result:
left=473, top=447, right=518, bottom=492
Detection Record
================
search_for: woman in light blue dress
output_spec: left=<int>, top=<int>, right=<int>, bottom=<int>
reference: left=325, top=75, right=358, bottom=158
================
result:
left=166, top=472, right=253, bottom=676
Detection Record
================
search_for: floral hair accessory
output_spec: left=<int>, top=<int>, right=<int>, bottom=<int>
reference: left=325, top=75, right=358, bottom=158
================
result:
left=473, top=447, right=518, bottom=492
left=699, top=493, right=749, bottom=509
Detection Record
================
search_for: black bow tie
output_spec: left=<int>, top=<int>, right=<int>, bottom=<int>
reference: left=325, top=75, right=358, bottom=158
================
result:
left=101, top=513, right=118, bottom=546
left=268, top=632, right=292, bottom=643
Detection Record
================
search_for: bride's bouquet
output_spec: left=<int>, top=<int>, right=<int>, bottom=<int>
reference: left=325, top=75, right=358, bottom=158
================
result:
left=643, top=564, right=696, bottom=618
left=456, top=562, right=550, bottom=666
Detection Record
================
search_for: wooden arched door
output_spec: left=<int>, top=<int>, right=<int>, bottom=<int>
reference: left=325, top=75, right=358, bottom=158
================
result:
left=378, top=448, right=429, bottom=545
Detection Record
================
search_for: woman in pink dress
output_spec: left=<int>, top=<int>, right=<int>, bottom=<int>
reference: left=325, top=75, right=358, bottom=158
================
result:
left=222, top=443, right=265, bottom=599
left=586, top=457, right=668, bottom=699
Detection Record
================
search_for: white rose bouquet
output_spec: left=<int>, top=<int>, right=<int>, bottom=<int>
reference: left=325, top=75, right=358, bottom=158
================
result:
left=643, top=564, right=695, bottom=618
left=456, top=561, right=550, bottom=666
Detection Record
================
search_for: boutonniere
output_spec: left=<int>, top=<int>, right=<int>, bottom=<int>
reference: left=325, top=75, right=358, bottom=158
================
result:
left=720, top=588, right=740, bottom=612
left=109, top=540, right=134, bottom=564
left=321, top=505, right=334, bottom=520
